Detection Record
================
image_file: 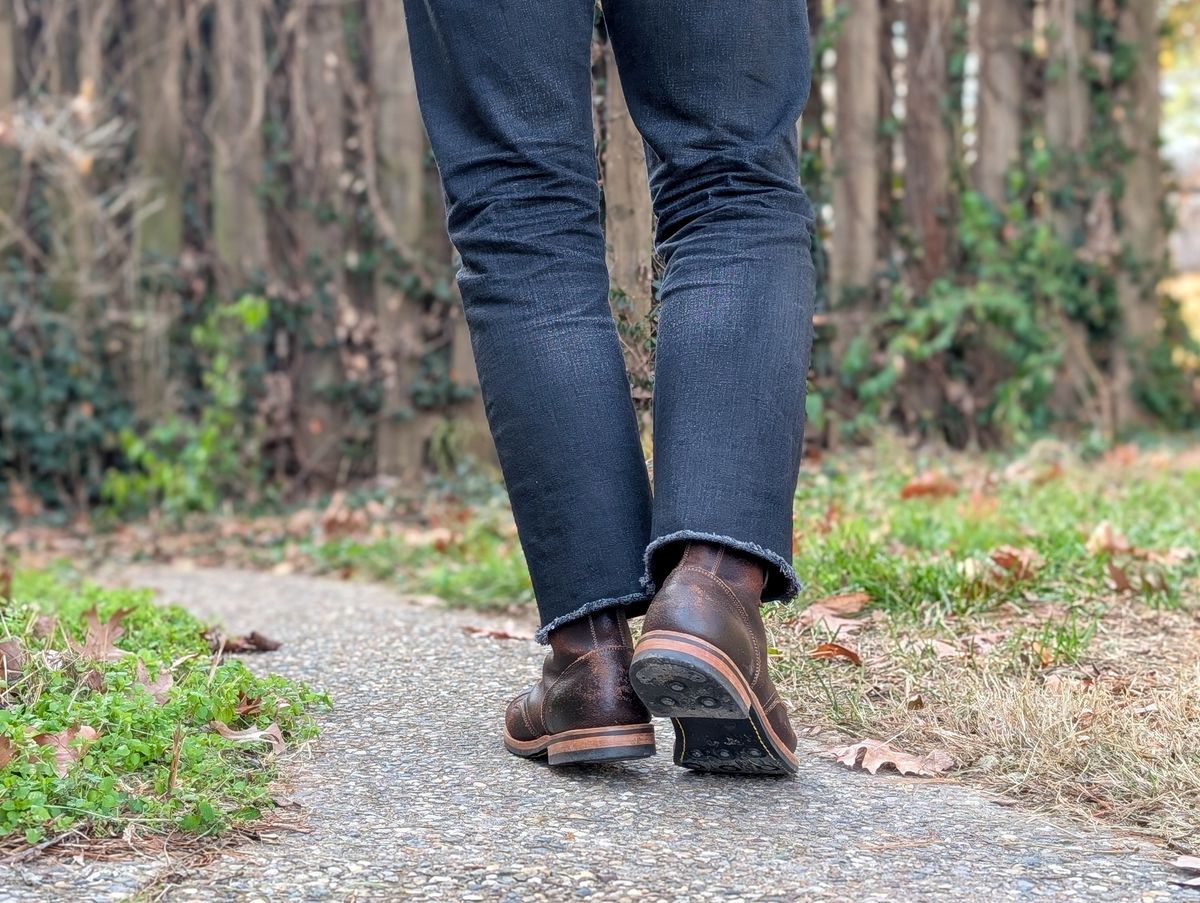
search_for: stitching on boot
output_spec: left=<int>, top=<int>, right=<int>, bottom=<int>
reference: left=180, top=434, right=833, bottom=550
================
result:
left=709, top=545, right=725, bottom=576
left=675, top=566, right=761, bottom=682
left=520, top=694, right=537, bottom=736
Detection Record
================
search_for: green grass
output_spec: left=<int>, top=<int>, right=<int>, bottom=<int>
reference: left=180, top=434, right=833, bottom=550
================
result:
left=0, top=571, right=328, bottom=847
left=783, top=442, right=1200, bottom=630
left=308, top=503, right=534, bottom=610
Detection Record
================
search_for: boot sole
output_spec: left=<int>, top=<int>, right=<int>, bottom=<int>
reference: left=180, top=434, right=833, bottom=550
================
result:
left=502, top=724, right=657, bottom=766
left=629, top=631, right=799, bottom=776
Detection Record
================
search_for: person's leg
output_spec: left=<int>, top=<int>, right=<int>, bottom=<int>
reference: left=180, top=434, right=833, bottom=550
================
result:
left=403, top=0, right=653, bottom=640
left=603, top=0, right=815, bottom=774
left=603, top=0, right=816, bottom=599
left=403, top=0, right=655, bottom=764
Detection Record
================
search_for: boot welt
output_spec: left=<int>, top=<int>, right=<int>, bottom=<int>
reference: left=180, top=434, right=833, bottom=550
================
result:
left=630, top=630, right=799, bottom=776
left=502, top=723, right=657, bottom=766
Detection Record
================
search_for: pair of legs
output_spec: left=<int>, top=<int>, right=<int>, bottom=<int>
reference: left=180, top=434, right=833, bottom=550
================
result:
left=404, top=0, right=816, bottom=772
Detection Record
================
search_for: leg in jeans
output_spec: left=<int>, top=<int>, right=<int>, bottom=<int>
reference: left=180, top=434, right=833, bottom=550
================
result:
left=605, top=0, right=816, bottom=775
left=403, top=0, right=656, bottom=765
left=603, top=0, right=817, bottom=598
left=402, top=0, right=652, bottom=641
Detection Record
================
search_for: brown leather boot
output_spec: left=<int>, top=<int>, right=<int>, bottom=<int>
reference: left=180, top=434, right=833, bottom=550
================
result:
left=503, top=609, right=656, bottom=765
left=630, top=542, right=798, bottom=775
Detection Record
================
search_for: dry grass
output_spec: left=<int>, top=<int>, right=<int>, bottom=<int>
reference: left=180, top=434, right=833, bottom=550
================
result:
left=769, top=440, right=1200, bottom=850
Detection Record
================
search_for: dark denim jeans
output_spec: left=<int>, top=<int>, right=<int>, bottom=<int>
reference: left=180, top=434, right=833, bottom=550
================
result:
left=404, top=0, right=816, bottom=641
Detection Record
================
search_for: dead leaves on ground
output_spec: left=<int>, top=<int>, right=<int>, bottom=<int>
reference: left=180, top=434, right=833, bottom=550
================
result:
left=808, top=642, right=863, bottom=667
left=134, top=661, right=173, bottom=705
left=900, top=471, right=960, bottom=500
left=210, top=721, right=286, bottom=755
left=203, top=629, right=282, bottom=655
left=826, top=738, right=954, bottom=777
left=70, top=607, right=134, bottom=662
left=788, top=591, right=876, bottom=637
left=461, top=625, right=532, bottom=641
left=1085, top=520, right=1193, bottom=596
left=32, top=726, right=100, bottom=777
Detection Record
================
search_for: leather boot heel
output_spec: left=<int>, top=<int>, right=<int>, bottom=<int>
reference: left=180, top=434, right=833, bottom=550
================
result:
left=503, top=609, right=655, bottom=766
left=631, top=630, right=799, bottom=776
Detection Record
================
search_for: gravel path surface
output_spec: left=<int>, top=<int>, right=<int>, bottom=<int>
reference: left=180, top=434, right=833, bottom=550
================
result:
left=2, top=566, right=1189, bottom=902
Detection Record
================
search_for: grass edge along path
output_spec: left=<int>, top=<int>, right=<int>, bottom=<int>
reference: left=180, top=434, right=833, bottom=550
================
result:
left=0, top=569, right=328, bottom=859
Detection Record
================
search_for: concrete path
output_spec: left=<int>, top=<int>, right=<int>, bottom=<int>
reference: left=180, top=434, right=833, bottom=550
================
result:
left=2, top=567, right=1190, bottom=902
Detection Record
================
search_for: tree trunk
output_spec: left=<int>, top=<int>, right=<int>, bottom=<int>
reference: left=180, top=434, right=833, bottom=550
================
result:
left=370, top=0, right=433, bottom=481
left=603, top=45, right=653, bottom=361
left=211, top=0, right=269, bottom=292
left=134, top=0, right=184, bottom=260
left=1044, top=0, right=1089, bottom=241
left=291, top=0, right=348, bottom=485
left=902, top=0, right=955, bottom=295
left=0, top=1, right=18, bottom=225
left=975, top=0, right=1029, bottom=207
left=877, top=0, right=898, bottom=267
left=832, top=0, right=880, bottom=302
left=126, top=0, right=186, bottom=423
left=802, top=0, right=825, bottom=168
left=1112, top=0, right=1164, bottom=429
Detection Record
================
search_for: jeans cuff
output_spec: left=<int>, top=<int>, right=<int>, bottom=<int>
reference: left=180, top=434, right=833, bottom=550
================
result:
left=640, top=530, right=802, bottom=602
left=533, top=589, right=653, bottom=645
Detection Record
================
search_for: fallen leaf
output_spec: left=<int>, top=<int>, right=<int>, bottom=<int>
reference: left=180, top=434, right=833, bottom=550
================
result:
left=989, top=546, right=1044, bottom=581
left=234, top=692, right=263, bottom=717
left=1086, top=521, right=1131, bottom=556
left=33, top=725, right=100, bottom=777
left=0, top=638, right=25, bottom=684
left=0, top=736, right=13, bottom=768
left=75, top=607, right=134, bottom=662
left=204, top=629, right=282, bottom=654
left=32, top=615, right=58, bottom=638
left=1174, top=855, right=1200, bottom=871
left=928, top=639, right=962, bottom=660
left=81, top=669, right=106, bottom=692
left=808, top=642, right=863, bottom=667
left=827, top=739, right=954, bottom=777
left=135, top=661, right=173, bottom=705
left=900, top=471, right=960, bottom=500
left=1107, top=560, right=1135, bottom=592
left=790, top=593, right=876, bottom=636
left=1028, top=640, right=1055, bottom=669
left=461, top=625, right=531, bottom=641
left=210, top=721, right=286, bottom=755
left=963, top=631, right=1005, bottom=655
left=0, top=562, right=10, bottom=601
left=960, top=487, right=999, bottom=519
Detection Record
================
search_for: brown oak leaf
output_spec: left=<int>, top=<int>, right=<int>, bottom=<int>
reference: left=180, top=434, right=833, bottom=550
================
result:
left=0, top=637, right=25, bottom=684
left=33, top=725, right=100, bottom=777
left=808, top=642, right=863, bottom=667
left=0, top=736, right=14, bottom=768
left=827, top=739, right=954, bottom=777
left=790, top=592, right=874, bottom=636
left=989, top=545, right=1044, bottom=582
left=135, top=661, right=173, bottom=705
left=74, top=607, right=134, bottom=661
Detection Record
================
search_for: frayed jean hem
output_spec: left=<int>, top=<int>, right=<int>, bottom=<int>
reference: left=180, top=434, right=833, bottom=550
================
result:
left=533, top=590, right=653, bottom=644
left=639, top=529, right=802, bottom=602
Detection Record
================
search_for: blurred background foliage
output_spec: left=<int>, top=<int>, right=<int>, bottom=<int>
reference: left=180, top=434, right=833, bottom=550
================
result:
left=0, top=0, right=1197, bottom=518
